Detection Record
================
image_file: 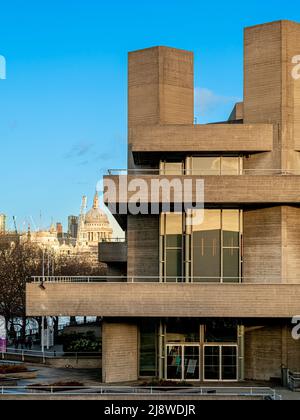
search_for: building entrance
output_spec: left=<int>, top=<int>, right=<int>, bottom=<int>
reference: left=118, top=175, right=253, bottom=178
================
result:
left=166, top=345, right=201, bottom=381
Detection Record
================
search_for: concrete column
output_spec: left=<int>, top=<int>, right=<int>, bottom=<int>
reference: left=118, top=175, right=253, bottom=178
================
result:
left=128, top=46, right=194, bottom=128
left=238, top=325, right=245, bottom=381
left=102, top=321, right=138, bottom=384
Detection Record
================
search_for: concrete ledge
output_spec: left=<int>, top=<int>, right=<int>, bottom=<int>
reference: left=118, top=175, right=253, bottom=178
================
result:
left=26, top=283, right=300, bottom=318
left=104, top=175, right=300, bottom=205
left=129, top=124, right=274, bottom=153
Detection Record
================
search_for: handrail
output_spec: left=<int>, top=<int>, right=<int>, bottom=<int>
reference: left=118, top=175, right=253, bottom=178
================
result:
left=0, top=385, right=281, bottom=399
left=107, top=168, right=300, bottom=176
left=1, top=349, right=101, bottom=359
left=29, top=276, right=299, bottom=284
left=99, top=238, right=126, bottom=243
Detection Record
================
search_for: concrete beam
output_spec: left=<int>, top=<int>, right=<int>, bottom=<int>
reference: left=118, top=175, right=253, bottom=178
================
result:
left=27, top=283, right=300, bottom=318
left=129, top=124, right=274, bottom=153
left=104, top=175, right=300, bottom=205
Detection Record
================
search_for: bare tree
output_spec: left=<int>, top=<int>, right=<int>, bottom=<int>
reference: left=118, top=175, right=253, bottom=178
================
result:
left=0, top=243, right=42, bottom=338
left=0, top=242, right=107, bottom=339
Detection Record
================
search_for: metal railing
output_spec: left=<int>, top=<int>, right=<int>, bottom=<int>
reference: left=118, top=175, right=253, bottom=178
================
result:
left=1, top=348, right=101, bottom=363
left=99, top=238, right=126, bottom=243
left=0, top=385, right=281, bottom=399
left=107, top=168, right=300, bottom=176
left=29, top=276, right=292, bottom=284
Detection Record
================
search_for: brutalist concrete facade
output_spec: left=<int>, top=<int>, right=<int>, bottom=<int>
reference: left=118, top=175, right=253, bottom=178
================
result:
left=27, top=20, right=300, bottom=384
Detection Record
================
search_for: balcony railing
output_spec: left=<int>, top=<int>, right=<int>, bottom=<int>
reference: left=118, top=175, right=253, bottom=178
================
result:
left=29, top=276, right=287, bottom=284
left=99, top=238, right=126, bottom=243
left=107, top=169, right=300, bottom=176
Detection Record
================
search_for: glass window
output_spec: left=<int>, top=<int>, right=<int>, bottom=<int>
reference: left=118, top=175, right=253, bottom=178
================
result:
left=222, top=210, right=240, bottom=247
left=204, top=346, right=238, bottom=381
left=187, top=156, right=242, bottom=176
left=205, top=321, right=237, bottom=343
left=222, top=347, right=238, bottom=380
left=139, top=324, right=157, bottom=377
left=184, top=346, right=200, bottom=381
left=161, top=211, right=242, bottom=283
left=222, top=210, right=241, bottom=283
left=166, top=346, right=183, bottom=380
left=166, top=319, right=200, bottom=343
left=191, top=157, right=221, bottom=175
left=192, top=210, right=221, bottom=282
left=161, top=214, right=183, bottom=280
left=165, top=214, right=183, bottom=236
left=160, top=162, right=183, bottom=176
left=221, top=157, right=241, bottom=175
left=204, top=346, right=220, bottom=380
left=166, top=249, right=182, bottom=277
left=223, top=249, right=240, bottom=283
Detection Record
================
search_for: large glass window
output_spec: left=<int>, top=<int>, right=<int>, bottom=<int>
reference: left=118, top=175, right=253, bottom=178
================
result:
left=160, top=214, right=183, bottom=280
left=191, top=210, right=242, bottom=283
left=139, top=324, right=157, bottom=377
left=187, top=157, right=242, bottom=176
left=191, top=157, right=221, bottom=176
left=222, top=211, right=241, bottom=283
left=192, top=210, right=221, bottom=282
left=160, top=210, right=242, bottom=283
left=204, top=345, right=238, bottom=381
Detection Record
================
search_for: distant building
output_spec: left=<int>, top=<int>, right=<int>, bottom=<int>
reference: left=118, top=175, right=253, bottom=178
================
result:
left=21, top=224, right=75, bottom=255
left=56, top=222, right=63, bottom=238
left=0, top=214, right=6, bottom=234
left=68, top=216, right=78, bottom=239
left=77, top=192, right=113, bottom=260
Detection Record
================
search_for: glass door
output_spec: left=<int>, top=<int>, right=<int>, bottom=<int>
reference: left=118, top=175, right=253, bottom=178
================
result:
left=166, top=345, right=201, bottom=381
left=184, top=346, right=201, bottom=381
left=204, top=345, right=238, bottom=382
left=166, top=345, right=183, bottom=380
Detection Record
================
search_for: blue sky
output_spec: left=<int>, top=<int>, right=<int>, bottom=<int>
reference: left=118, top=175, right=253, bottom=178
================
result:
left=0, top=0, right=300, bottom=232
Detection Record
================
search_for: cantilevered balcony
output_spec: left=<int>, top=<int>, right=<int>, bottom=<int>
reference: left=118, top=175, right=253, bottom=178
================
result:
left=26, top=276, right=300, bottom=319
left=103, top=170, right=300, bottom=210
left=129, top=124, right=274, bottom=155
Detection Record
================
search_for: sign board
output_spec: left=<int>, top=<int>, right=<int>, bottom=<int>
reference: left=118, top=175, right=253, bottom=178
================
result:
left=0, top=316, right=7, bottom=353
left=187, top=359, right=197, bottom=375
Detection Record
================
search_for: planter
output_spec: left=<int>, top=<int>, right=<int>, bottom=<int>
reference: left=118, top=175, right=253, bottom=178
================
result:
left=0, top=371, right=38, bottom=380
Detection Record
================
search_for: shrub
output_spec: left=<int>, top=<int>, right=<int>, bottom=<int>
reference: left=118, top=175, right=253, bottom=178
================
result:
left=0, top=365, right=28, bottom=374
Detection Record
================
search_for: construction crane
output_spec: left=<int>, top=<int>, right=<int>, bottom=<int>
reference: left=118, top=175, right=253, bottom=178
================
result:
left=12, top=216, right=18, bottom=235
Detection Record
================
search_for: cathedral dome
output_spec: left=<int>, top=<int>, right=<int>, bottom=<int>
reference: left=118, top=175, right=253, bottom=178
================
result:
left=85, top=207, right=108, bottom=223
left=84, top=192, right=109, bottom=224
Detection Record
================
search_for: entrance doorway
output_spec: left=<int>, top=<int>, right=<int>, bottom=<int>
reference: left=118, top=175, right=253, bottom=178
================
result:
left=166, top=345, right=201, bottom=381
left=204, top=345, right=238, bottom=381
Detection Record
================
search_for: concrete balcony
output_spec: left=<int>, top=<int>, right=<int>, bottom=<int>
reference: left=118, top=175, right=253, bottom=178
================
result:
left=129, top=123, right=274, bottom=154
left=103, top=172, right=300, bottom=209
left=26, top=277, right=300, bottom=319
left=99, top=239, right=127, bottom=264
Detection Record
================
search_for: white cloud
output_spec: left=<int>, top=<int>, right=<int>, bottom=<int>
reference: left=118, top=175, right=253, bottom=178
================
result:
left=195, top=88, right=241, bottom=122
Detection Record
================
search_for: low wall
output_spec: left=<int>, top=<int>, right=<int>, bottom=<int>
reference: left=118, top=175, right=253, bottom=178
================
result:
left=46, top=357, right=101, bottom=369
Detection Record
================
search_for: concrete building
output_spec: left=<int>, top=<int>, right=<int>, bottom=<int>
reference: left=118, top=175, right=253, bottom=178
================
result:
left=27, top=20, right=300, bottom=384
left=76, top=192, right=113, bottom=261
left=68, top=215, right=78, bottom=239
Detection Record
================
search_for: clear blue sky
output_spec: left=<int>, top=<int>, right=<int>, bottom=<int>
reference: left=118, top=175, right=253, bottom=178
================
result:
left=0, top=0, right=299, bottom=231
